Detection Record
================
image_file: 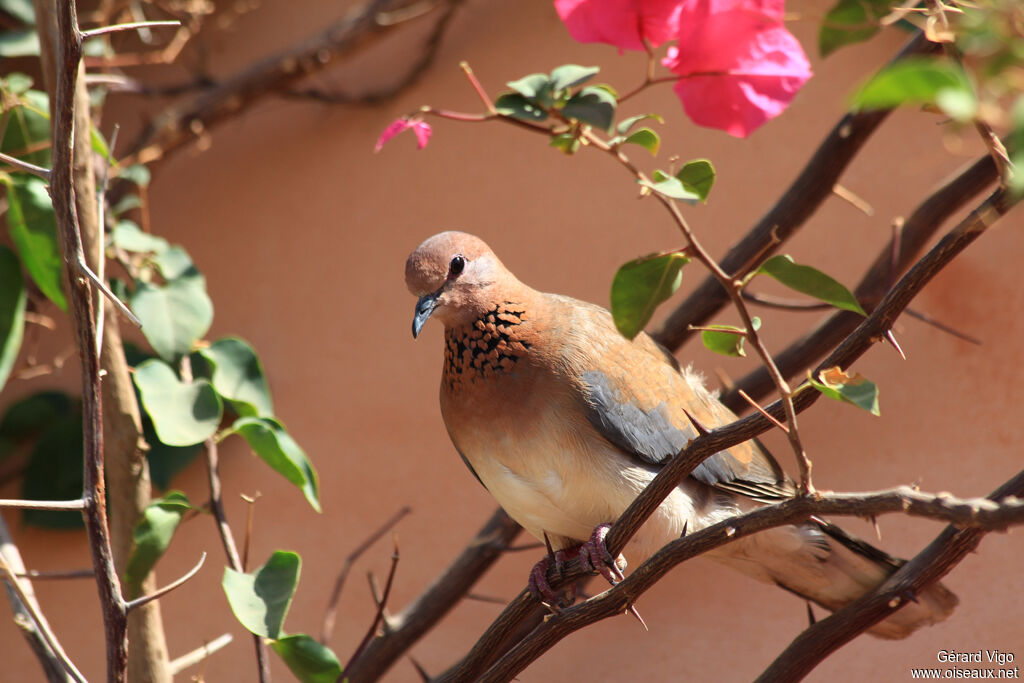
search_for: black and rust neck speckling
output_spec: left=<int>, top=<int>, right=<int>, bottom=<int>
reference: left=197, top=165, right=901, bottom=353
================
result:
left=443, top=302, right=532, bottom=393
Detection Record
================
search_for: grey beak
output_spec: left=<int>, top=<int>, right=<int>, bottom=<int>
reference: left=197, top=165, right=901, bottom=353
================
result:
left=412, top=290, right=441, bottom=338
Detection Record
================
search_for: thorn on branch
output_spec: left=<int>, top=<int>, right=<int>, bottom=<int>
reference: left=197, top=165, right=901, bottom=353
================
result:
left=125, top=552, right=206, bottom=612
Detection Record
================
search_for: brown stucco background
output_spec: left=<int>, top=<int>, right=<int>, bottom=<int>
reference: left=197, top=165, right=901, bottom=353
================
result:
left=2, top=1, right=1022, bottom=681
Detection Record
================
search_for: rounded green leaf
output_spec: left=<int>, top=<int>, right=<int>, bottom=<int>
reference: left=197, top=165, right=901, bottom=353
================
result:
left=700, top=318, right=761, bottom=358
left=757, top=255, right=866, bottom=315
left=124, top=491, right=193, bottom=597
left=850, top=58, right=975, bottom=114
left=561, top=86, right=617, bottom=132
left=818, top=0, right=889, bottom=57
left=199, top=337, right=274, bottom=417
left=549, top=64, right=599, bottom=91
left=111, top=221, right=169, bottom=254
left=133, top=359, right=222, bottom=446
left=494, top=93, right=548, bottom=122
left=505, top=73, right=551, bottom=100
left=0, top=246, right=26, bottom=392
left=226, top=417, right=320, bottom=512
left=676, top=159, right=715, bottom=203
left=611, top=253, right=690, bottom=339
left=271, top=634, right=343, bottom=683
left=3, top=176, right=66, bottom=310
left=639, top=171, right=701, bottom=203
left=616, top=113, right=663, bottom=135
left=623, top=128, right=660, bottom=156
left=130, top=270, right=213, bottom=361
left=222, top=551, right=301, bottom=639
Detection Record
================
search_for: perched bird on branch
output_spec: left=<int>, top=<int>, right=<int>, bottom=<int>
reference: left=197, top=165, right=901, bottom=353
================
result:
left=405, top=230, right=957, bottom=638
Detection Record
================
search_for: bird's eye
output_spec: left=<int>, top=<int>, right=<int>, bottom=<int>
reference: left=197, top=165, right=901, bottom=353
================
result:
left=448, top=254, right=466, bottom=277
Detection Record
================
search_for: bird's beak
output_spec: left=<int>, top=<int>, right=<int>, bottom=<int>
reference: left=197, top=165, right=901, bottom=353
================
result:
left=412, top=290, right=441, bottom=338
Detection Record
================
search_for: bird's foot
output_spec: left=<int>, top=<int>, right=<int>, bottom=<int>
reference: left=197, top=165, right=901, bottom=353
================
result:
left=579, top=523, right=626, bottom=586
left=528, top=553, right=577, bottom=611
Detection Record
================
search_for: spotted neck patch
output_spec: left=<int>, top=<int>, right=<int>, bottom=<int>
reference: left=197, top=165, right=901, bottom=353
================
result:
left=444, top=302, right=531, bottom=393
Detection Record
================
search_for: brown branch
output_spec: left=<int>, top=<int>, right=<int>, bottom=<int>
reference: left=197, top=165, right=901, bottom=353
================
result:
left=203, top=437, right=270, bottom=682
left=321, top=505, right=411, bottom=643
left=437, top=185, right=1018, bottom=682
left=125, top=0, right=462, bottom=165
left=343, top=507, right=522, bottom=683
left=756, top=470, right=1024, bottom=681
left=0, top=151, right=51, bottom=180
left=0, top=514, right=78, bottom=682
left=41, top=1, right=130, bottom=680
left=345, top=540, right=401, bottom=670
left=651, top=32, right=939, bottom=352
left=720, top=152, right=997, bottom=411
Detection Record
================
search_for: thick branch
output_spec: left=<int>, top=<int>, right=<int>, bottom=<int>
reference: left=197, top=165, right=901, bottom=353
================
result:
left=757, top=470, right=1024, bottom=681
left=126, top=0, right=460, bottom=164
left=651, top=32, right=938, bottom=351
left=343, top=508, right=522, bottom=683
left=720, top=152, right=998, bottom=411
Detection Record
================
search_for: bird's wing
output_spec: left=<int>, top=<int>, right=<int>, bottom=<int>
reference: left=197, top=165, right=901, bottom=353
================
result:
left=563, top=299, right=793, bottom=501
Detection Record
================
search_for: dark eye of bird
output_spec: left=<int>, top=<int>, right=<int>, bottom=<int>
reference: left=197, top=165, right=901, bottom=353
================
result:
left=449, top=254, right=466, bottom=277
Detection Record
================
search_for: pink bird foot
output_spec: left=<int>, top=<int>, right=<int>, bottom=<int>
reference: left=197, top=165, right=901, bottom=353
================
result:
left=578, top=523, right=627, bottom=585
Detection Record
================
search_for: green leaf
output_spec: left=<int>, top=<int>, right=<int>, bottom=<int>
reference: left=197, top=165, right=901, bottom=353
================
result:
left=271, top=635, right=343, bottom=683
left=561, top=86, right=617, bottom=132
left=809, top=366, right=880, bottom=416
left=0, top=29, right=39, bottom=57
left=850, top=58, right=975, bottom=119
left=3, top=176, right=67, bottom=310
left=639, top=171, right=702, bottom=203
left=549, top=133, right=581, bottom=155
left=130, top=269, right=214, bottom=361
left=224, top=417, right=320, bottom=512
left=223, top=551, right=301, bottom=639
left=199, top=337, right=274, bottom=418
left=616, top=113, right=663, bottom=135
left=133, top=359, right=222, bottom=446
left=3, top=73, right=33, bottom=96
left=152, top=246, right=196, bottom=280
left=117, top=164, right=151, bottom=187
left=819, top=0, right=890, bottom=57
left=505, top=73, right=551, bottom=100
left=111, top=221, right=169, bottom=254
left=143, top=417, right=202, bottom=490
left=0, top=0, right=35, bottom=26
left=0, top=246, right=26, bottom=392
left=494, top=93, right=548, bottom=122
left=21, top=411, right=83, bottom=529
left=0, top=89, right=50, bottom=167
left=622, top=128, right=660, bottom=156
left=757, top=255, right=866, bottom=315
left=124, top=491, right=193, bottom=597
left=610, top=253, right=690, bottom=339
left=701, top=317, right=761, bottom=358
left=0, top=391, right=73, bottom=438
left=676, top=159, right=715, bottom=202
left=549, top=64, right=600, bottom=91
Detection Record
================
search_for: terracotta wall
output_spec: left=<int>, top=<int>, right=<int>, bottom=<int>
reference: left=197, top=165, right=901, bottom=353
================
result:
left=2, top=1, right=1021, bottom=680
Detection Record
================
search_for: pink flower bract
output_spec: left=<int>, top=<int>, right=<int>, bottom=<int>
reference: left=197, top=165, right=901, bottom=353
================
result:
left=662, top=0, right=811, bottom=137
left=554, top=0, right=684, bottom=51
left=374, top=118, right=433, bottom=152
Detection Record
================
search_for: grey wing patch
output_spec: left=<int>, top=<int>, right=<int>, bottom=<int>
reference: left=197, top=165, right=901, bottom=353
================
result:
left=581, top=370, right=693, bottom=465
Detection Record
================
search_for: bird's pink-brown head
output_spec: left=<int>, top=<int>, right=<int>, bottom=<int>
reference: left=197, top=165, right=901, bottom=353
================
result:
left=405, top=231, right=514, bottom=337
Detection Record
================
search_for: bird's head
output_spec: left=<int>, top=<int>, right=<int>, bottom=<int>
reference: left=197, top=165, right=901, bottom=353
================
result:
left=405, top=231, right=511, bottom=338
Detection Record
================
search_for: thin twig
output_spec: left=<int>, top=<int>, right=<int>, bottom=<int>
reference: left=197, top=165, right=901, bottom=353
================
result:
left=321, top=505, right=411, bottom=643
left=345, top=539, right=401, bottom=671
left=0, top=151, right=51, bottom=180
left=0, top=499, right=86, bottom=511
left=74, top=261, right=141, bottom=328
left=16, top=569, right=94, bottom=580
left=167, top=633, right=233, bottom=676
left=80, top=20, right=180, bottom=39
left=124, top=552, right=206, bottom=612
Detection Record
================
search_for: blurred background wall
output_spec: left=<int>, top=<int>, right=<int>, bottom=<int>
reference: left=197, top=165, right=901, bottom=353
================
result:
left=1, top=0, right=1021, bottom=680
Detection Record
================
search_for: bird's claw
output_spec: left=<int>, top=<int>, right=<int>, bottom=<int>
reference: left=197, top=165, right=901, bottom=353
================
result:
left=579, top=523, right=626, bottom=586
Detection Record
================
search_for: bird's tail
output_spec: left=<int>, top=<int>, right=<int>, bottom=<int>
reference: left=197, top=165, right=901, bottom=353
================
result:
left=710, top=517, right=958, bottom=639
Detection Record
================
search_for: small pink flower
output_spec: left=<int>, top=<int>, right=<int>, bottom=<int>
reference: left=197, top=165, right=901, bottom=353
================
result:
left=374, top=118, right=433, bottom=152
left=662, top=0, right=811, bottom=137
left=554, top=0, right=684, bottom=51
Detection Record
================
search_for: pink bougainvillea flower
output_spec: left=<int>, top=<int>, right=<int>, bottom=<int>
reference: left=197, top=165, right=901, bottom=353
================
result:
left=374, top=118, right=433, bottom=152
left=554, top=0, right=684, bottom=51
left=662, top=0, right=811, bottom=137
